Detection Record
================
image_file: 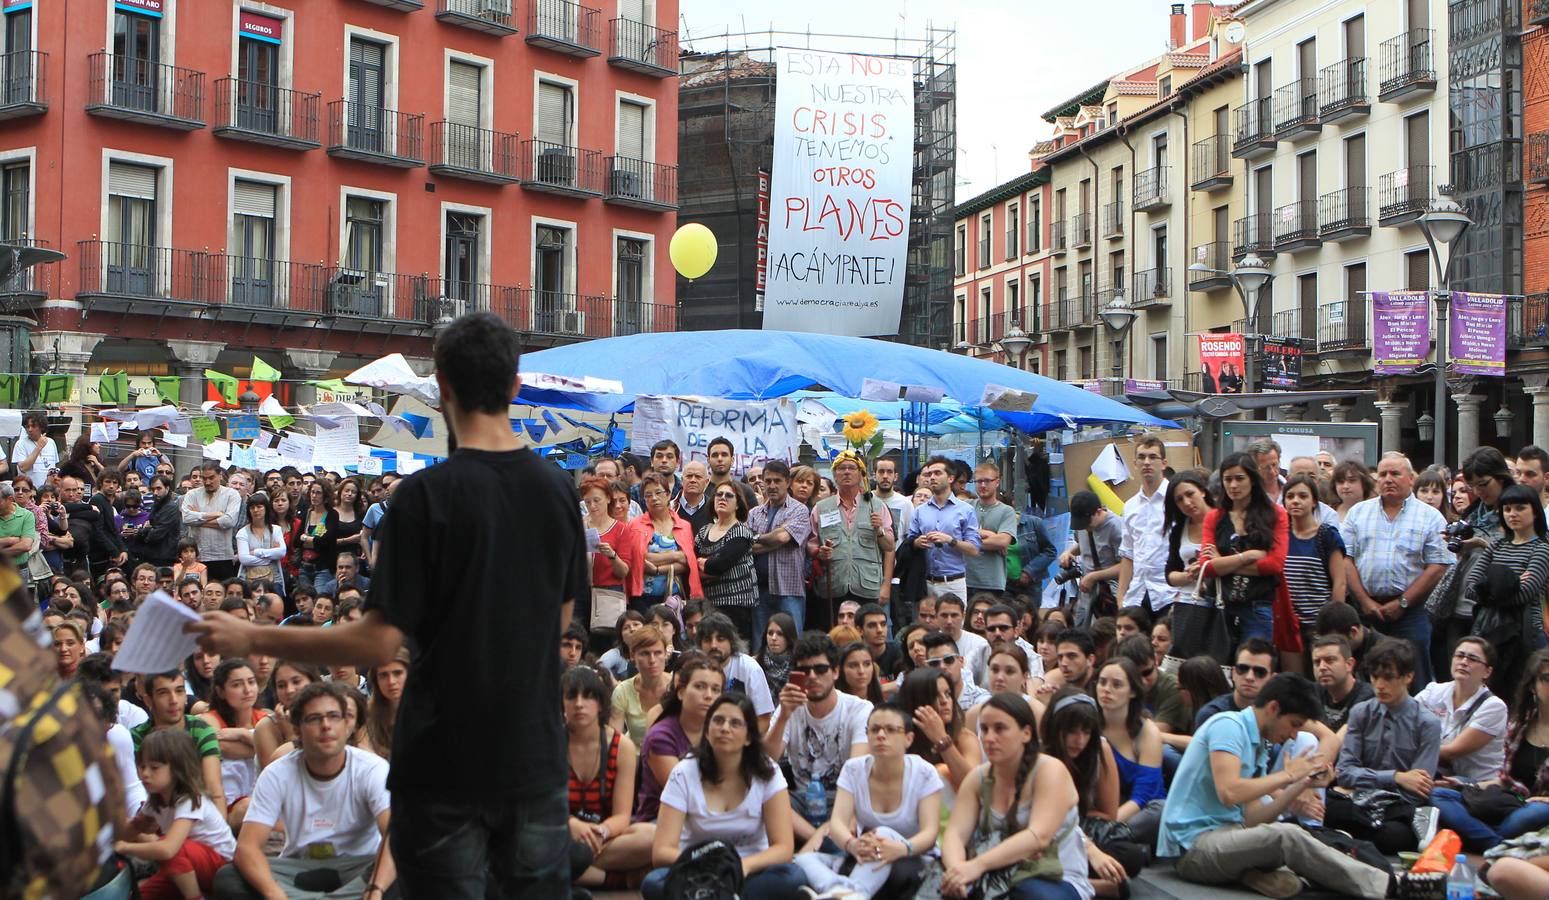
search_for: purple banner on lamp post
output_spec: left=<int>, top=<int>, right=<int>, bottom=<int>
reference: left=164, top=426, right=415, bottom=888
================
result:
left=1371, top=290, right=1430, bottom=375
left=1448, top=292, right=1507, bottom=376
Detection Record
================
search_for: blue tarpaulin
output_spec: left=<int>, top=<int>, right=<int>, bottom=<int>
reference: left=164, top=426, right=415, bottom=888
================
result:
left=518, top=330, right=1172, bottom=435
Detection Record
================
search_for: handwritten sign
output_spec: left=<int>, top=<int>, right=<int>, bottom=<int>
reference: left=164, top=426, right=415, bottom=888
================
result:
left=762, top=48, right=914, bottom=337
left=630, top=395, right=798, bottom=475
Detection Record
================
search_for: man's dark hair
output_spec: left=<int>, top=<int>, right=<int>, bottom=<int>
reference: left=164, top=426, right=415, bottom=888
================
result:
left=1521, top=446, right=1549, bottom=470
left=1055, top=628, right=1095, bottom=658
left=921, top=455, right=954, bottom=476
left=1115, top=607, right=1151, bottom=631
left=707, top=436, right=735, bottom=456
left=763, top=459, right=791, bottom=480
left=1315, top=601, right=1361, bottom=636
left=1311, top=634, right=1353, bottom=659
left=21, top=410, right=46, bottom=432
left=145, top=670, right=183, bottom=693
left=80, top=681, right=117, bottom=726
left=219, top=597, right=248, bottom=616
left=288, top=680, right=352, bottom=730
left=1236, top=637, right=1278, bottom=668
left=1114, top=634, right=1153, bottom=670
left=98, top=471, right=121, bottom=487
left=75, top=652, right=118, bottom=686
left=1461, top=447, right=1515, bottom=498
left=561, top=623, right=588, bottom=645
left=792, top=631, right=839, bottom=667
left=432, top=311, right=521, bottom=414
left=936, top=593, right=965, bottom=612
left=198, top=460, right=221, bottom=476
left=921, top=630, right=960, bottom=654
left=619, top=453, right=647, bottom=477
left=695, top=612, right=743, bottom=654
left=857, top=603, right=888, bottom=627
left=1253, top=672, right=1324, bottom=720
left=650, top=439, right=681, bottom=460
left=983, top=603, right=1017, bottom=625
left=1364, top=637, right=1417, bottom=678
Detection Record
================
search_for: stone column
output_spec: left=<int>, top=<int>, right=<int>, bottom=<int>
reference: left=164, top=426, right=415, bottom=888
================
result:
left=1455, top=394, right=1486, bottom=467
left=1374, top=400, right=1405, bottom=455
left=30, top=330, right=106, bottom=442
left=1323, top=401, right=1349, bottom=423
left=1525, top=377, right=1549, bottom=450
left=1279, top=405, right=1305, bottom=422
left=165, top=340, right=226, bottom=473
left=285, top=350, right=339, bottom=414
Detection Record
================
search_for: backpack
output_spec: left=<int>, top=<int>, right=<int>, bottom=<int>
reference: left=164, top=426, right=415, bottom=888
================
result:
left=0, top=565, right=125, bottom=900
left=663, top=840, right=745, bottom=900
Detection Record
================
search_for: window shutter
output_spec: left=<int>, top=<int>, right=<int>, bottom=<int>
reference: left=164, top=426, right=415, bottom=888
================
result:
left=619, top=0, right=645, bottom=21
left=232, top=180, right=276, bottom=218
left=108, top=162, right=157, bottom=200
left=618, top=102, right=645, bottom=160
left=447, top=61, right=481, bottom=127
left=538, top=82, right=569, bottom=145
left=349, top=39, right=384, bottom=109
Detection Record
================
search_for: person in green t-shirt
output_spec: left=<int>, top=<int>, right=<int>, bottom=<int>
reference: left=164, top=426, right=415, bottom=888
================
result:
left=0, top=481, right=38, bottom=568
left=129, top=670, right=226, bottom=818
left=966, top=461, right=1019, bottom=595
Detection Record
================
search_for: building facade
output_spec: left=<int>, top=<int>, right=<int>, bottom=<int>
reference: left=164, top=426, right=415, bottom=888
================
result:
left=950, top=169, right=1052, bottom=374
left=0, top=0, right=679, bottom=421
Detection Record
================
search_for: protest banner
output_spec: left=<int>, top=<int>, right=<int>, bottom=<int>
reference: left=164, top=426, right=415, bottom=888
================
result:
left=1449, top=292, right=1506, bottom=376
left=1372, top=291, right=1431, bottom=375
left=762, top=48, right=914, bottom=336
left=1198, top=333, right=1245, bottom=394
left=631, top=395, right=798, bottom=474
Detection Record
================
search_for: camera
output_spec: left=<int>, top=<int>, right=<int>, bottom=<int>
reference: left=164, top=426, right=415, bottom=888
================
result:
left=1053, top=562, right=1085, bottom=586
left=1444, top=520, right=1476, bottom=554
left=1228, top=533, right=1245, bottom=553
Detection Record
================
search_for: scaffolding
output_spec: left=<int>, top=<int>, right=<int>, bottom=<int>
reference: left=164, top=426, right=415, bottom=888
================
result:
left=676, top=27, right=957, bottom=348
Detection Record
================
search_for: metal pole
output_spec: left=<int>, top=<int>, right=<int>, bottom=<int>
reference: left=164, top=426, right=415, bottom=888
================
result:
left=1434, top=289, right=1450, bottom=468
left=1243, top=285, right=1258, bottom=407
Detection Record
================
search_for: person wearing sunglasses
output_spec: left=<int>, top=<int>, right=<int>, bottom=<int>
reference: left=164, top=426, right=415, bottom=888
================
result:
left=764, top=632, right=872, bottom=845
left=921, top=630, right=990, bottom=712
left=1192, top=638, right=1278, bottom=730
left=982, top=603, right=1046, bottom=683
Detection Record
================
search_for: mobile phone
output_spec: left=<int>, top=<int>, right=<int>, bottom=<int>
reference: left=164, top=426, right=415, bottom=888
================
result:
left=788, top=670, right=808, bottom=689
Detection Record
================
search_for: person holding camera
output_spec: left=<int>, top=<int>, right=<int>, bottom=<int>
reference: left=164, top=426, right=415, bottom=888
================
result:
left=1062, top=490, right=1122, bottom=628
left=1440, top=447, right=1516, bottom=678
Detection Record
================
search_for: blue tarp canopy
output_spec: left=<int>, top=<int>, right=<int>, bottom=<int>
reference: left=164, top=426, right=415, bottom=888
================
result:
left=519, top=330, right=1172, bottom=435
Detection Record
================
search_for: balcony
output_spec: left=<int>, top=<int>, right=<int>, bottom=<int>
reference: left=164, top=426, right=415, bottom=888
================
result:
left=326, top=101, right=424, bottom=167
left=1066, top=293, right=1096, bottom=330
left=608, top=18, right=678, bottom=77
left=1232, top=214, right=1277, bottom=260
left=428, top=121, right=520, bottom=184
left=0, top=237, right=55, bottom=301
left=520, top=139, right=603, bottom=196
left=1188, top=242, right=1233, bottom=291
left=965, top=313, right=1007, bottom=346
left=527, top=0, right=602, bottom=58
left=85, top=52, right=203, bottom=130
left=1378, top=165, right=1433, bottom=226
left=605, top=156, right=678, bottom=210
left=1071, top=213, right=1093, bottom=249
left=1050, top=220, right=1068, bottom=255
left=1191, top=135, right=1232, bottom=191
left=1232, top=98, right=1276, bottom=159
left=76, top=241, right=219, bottom=309
left=212, top=78, right=320, bottom=150
left=1514, top=294, right=1549, bottom=348
left=1132, top=267, right=1171, bottom=307
left=1319, top=186, right=1371, bottom=241
left=0, top=51, right=46, bottom=121
left=1379, top=30, right=1435, bottom=102
left=1273, top=79, right=1320, bottom=139
left=1318, top=57, right=1369, bottom=123
left=354, top=0, right=423, bottom=9
left=436, top=0, right=518, bottom=35
left=1102, top=200, right=1123, bottom=239
left=1317, top=299, right=1368, bottom=352
left=209, top=255, right=329, bottom=315
left=1532, top=0, right=1549, bottom=27
left=1133, top=166, right=1169, bottom=212
left=1273, top=201, right=1321, bottom=252
left=1531, top=133, right=1549, bottom=186
left=507, top=291, right=676, bottom=340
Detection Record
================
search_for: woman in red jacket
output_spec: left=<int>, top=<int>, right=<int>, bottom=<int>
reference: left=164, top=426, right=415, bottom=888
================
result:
left=617, top=472, right=703, bottom=612
left=1199, top=452, right=1290, bottom=658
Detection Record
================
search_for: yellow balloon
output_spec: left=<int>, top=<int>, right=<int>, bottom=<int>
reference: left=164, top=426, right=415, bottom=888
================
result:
left=1087, top=474, right=1126, bottom=516
left=670, top=223, right=718, bottom=280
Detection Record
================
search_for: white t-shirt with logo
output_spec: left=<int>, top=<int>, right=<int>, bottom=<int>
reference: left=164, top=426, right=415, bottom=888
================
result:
left=152, top=795, right=238, bottom=860
left=777, top=691, right=871, bottom=817
left=1416, top=681, right=1508, bottom=782
left=244, top=747, right=391, bottom=859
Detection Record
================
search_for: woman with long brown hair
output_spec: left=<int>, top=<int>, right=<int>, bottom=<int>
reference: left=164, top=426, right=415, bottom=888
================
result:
left=364, top=646, right=410, bottom=760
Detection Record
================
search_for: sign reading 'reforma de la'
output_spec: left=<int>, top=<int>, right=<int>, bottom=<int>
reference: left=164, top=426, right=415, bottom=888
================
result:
left=630, top=395, right=799, bottom=475
left=762, top=48, right=915, bottom=337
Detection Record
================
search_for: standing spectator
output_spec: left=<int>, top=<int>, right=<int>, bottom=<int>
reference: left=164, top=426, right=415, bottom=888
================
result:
left=1518, top=444, right=1549, bottom=508
left=9, top=411, right=51, bottom=486
left=294, top=479, right=335, bottom=591
left=88, top=471, right=128, bottom=557
left=789, top=465, right=819, bottom=507
left=618, top=472, right=703, bottom=613
left=1457, top=483, right=1549, bottom=695
left=705, top=436, right=756, bottom=509
left=330, top=476, right=368, bottom=571
left=1414, top=469, right=1460, bottom=524
left=235, top=491, right=287, bottom=596
left=749, top=460, right=812, bottom=644
left=966, top=461, right=1018, bottom=600
left=57, top=434, right=106, bottom=489
left=1200, top=453, right=1288, bottom=649
left=1342, top=452, right=1452, bottom=686
left=1249, top=439, right=1285, bottom=505
left=581, top=474, right=629, bottom=637
left=1332, top=459, right=1376, bottom=523
left=360, top=475, right=399, bottom=570
left=1116, top=436, right=1171, bottom=616
left=765, top=632, right=871, bottom=840
left=60, top=474, right=124, bottom=575
left=1281, top=474, right=1346, bottom=673
left=809, top=451, right=896, bottom=630
left=180, top=461, right=241, bottom=581
left=1062, top=491, right=1123, bottom=628
left=872, top=456, right=913, bottom=537
left=695, top=482, right=757, bottom=638
left=1161, top=473, right=1215, bottom=659
left=14, top=475, right=64, bottom=576
left=0, top=481, right=37, bottom=571
left=118, top=429, right=170, bottom=484
left=631, top=439, right=682, bottom=506
left=674, top=460, right=713, bottom=535
left=903, top=455, right=979, bottom=605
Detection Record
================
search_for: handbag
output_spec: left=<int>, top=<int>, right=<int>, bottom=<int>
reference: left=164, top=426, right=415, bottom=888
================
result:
left=24, top=550, right=52, bottom=582
left=1462, top=783, right=1525, bottom=821
left=1079, top=816, right=1135, bottom=847
left=589, top=587, right=627, bottom=631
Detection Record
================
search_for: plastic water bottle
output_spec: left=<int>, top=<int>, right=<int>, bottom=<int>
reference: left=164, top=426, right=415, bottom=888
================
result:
left=804, top=778, right=828, bottom=825
left=1447, top=854, right=1476, bottom=900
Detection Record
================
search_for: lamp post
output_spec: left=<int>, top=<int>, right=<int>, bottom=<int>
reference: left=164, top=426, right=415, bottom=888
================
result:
left=1100, top=291, right=1137, bottom=392
left=999, top=324, right=1033, bottom=370
left=239, top=387, right=261, bottom=415
left=1187, top=253, right=1272, bottom=398
left=1416, top=196, right=1472, bottom=467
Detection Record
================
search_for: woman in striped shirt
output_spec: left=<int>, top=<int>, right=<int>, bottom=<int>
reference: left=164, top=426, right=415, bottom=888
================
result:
left=1461, top=484, right=1549, bottom=696
left=1281, top=474, right=1346, bottom=676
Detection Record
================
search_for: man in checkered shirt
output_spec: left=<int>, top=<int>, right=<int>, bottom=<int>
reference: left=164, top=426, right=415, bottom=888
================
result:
left=749, top=460, right=811, bottom=649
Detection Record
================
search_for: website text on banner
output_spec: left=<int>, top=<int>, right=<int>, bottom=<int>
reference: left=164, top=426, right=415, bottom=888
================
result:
left=1448, top=292, right=1507, bottom=376
left=1372, top=290, right=1431, bottom=375
left=1197, top=333, right=1245, bottom=395
left=762, top=48, right=914, bottom=337
left=629, top=395, right=799, bottom=474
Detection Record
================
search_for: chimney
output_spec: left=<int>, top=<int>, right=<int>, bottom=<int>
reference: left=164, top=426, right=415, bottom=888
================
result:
left=1169, top=4, right=1187, bottom=50
left=1192, top=0, right=1214, bottom=41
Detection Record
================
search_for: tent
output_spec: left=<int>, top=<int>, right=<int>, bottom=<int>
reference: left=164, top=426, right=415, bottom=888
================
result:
left=518, top=330, right=1172, bottom=434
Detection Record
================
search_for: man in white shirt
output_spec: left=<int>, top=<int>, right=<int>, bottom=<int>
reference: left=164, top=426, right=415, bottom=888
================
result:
left=695, top=611, right=776, bottom=732
left=872, top=456, right=913, bottom=536
left=935, top=594, right=992, bottom=686
left=1116, top=435, right=1171, bottom=614
left=765, top=633, right=870, bottom=841
left=179, top=461, right=243, bottom=580
left=11, top=411, right=54, bottom=487
left=217, top=681, right=395, bottom=898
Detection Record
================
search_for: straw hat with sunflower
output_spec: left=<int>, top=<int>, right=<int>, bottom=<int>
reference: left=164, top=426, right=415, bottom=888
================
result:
left=840, top=409, right=885, bottom=467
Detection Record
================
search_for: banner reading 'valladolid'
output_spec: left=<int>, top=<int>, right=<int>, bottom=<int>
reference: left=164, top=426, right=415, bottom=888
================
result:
left=762, top=48, right=914, bottom=336
left=1449, top=292, right=1507, bottom=376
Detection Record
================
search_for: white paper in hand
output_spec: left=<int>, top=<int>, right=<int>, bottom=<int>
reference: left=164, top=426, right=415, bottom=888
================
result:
left=112, top=591, right=201, bottom=674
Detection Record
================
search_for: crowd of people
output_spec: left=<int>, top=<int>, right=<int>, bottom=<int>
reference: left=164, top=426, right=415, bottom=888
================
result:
left=33, top=358, right=1549, bottom=900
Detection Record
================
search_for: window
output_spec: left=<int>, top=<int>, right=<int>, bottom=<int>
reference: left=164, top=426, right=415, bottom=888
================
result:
left=105, top=161, right=158, bottom=294
left=444, top=212, right=482, bottom=307
left=1006, top=202, right=1019, bottom=258
left=1028, top=274, right=1042, bottom=331
left=978, top=213, right=991, bottom=268
left=1027, top=196, right=1041, bottom=252
left=1406, top=249, right=1429, bottom=290
left=954, top=224, right=966, bottom=276
left=1055, top=348, right=1068, bottom=381
left=112, top=8, right=160, bottom=113
left=1, top=161, right=27, bottom=242
left=4, top=5, right=33, bottom=104
left=344, top=196, right=383, bottom=275
left=1078, top=346, right=1092, bottom=379
left=1151, top=333, right=1168, bottom=381
left=230, top=179, right=276, bottom=306
left=1152, top=133, right=1168, bottom=167
left=977, top=285, right=991, bottom=342
left=618, top=99, right=648, bottom=161
left=615, top=237, right=646, bottom=333
left=1007, top=279, right=1020, bottom=325
left=445, top=60, right=485, bottom=167
left=1298, top=273, right=1317, bottom=340
left=348, top=38, right=387, bottom=152
left=1158, top=75, right=1172, bottom=97
left=534, top=224, right=574, bottom=330
left=954, top=294, right=966, bottom=344
left=537, top=80, right=574, bottom=147
left=1152, top=226, right=1166, bottom=273
left=236, top=28, right=279, bottom=133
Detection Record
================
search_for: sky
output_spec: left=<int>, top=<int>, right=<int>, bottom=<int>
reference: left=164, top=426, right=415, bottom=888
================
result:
left=678, top=0, right=1173, bottom=200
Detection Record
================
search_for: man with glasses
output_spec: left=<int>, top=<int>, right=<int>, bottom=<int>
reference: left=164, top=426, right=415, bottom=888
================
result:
left=810, top=450, right=895, bottom=631
left=921, top=630, right=989, bottom=710
left=765, top=632, right=871, bottom=844
left=1115, top=435, right=1171, bottom=616
left=965, top=461, right=1017, bottom=600
left=218, top=681, right=395, bottom=898
left=1194, top=639, right=1278, bottom=729
left=982, top=603, right=1044, bottom=680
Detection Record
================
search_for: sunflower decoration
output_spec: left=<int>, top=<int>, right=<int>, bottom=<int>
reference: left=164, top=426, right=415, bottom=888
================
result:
left=840, top=408, right=886, bottom=465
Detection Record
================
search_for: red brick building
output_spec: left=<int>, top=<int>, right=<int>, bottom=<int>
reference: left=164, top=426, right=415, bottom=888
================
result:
left=0, top=0, right=679, bottom=408
left=950, top=168, right=1053, bottom=374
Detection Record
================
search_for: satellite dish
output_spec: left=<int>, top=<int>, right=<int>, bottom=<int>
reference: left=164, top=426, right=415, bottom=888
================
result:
left=1223, top=21, right=1246, bottom=44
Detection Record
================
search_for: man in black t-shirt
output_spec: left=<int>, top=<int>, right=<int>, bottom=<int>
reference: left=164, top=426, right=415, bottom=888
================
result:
left=1311, top=634, right=1374, bottom=731
left=189, top=312, right=587, bottom=899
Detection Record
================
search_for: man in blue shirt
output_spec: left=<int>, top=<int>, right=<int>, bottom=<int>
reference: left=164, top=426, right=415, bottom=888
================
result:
left=1159, top=673, right=1392, bottom=898
left=904, top=455, right=981, bottom=602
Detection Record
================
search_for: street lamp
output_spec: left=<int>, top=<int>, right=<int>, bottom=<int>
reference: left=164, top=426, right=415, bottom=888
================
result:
left=999, top=325, right=1033, bottom=370
left=1187, top=253, right=1272, bottom=396
left=1416, top=195, right=1472, bottom=466
left=1101, top=291, right=1137, bottom=389
left=239, top=387, right=261, bottom=414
